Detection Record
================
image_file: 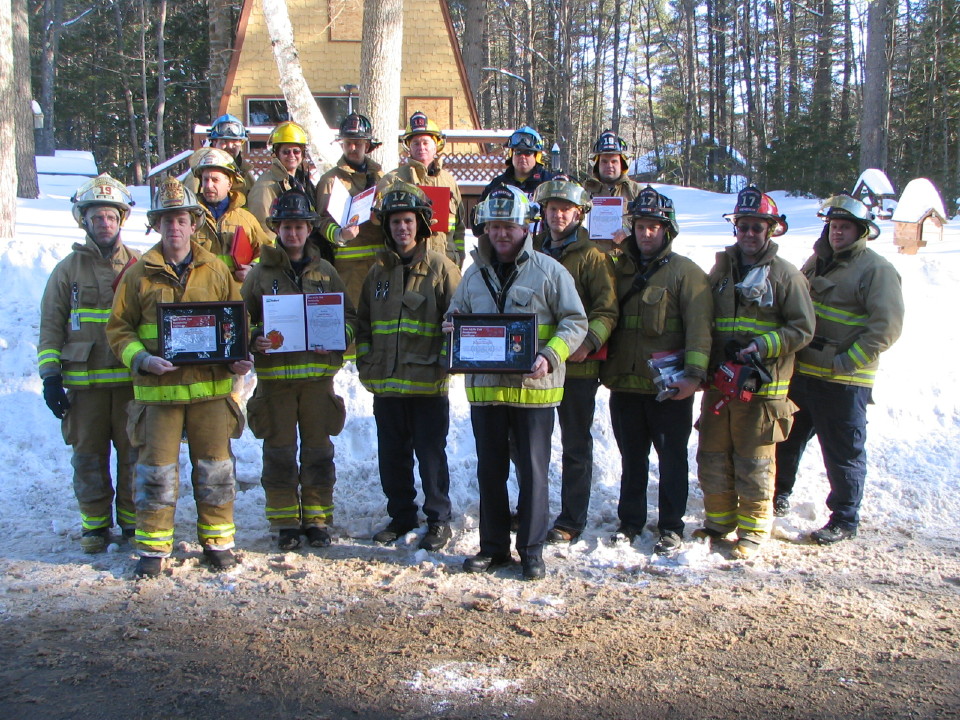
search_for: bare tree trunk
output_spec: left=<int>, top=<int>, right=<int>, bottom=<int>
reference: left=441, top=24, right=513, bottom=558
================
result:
left=0, top=0, right=16, bottom=239
left=360, top=0, right=402, bottom=171
left=139, top=0, right=151, bottom=168
left=13, top=0, right=37, bottom=198
left=37, top=0, right=63, bottom=156
left=113, top=1, right=143, bottom=185
left=555, top=0, right=574, bottom=172
left=860, top=0, right=892, bottom=172
left=611, top=0, right=621, bottom=132
left=261, top=0, right=338, bottom=172
left=155, top=0, right=167, bottom=163
left=208, top=0, right=234, bottom=118
left=461, top=0, right=486, bottom=123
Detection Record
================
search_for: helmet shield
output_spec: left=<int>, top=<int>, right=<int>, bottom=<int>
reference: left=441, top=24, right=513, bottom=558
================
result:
left=375, top=181, right=433, bottom=240
left=147, top=177, right=204, bottom=229
left=818, top=194, right=880, bottom=240
left=533, top=178, right=592, bottom=213
left=71, top=173, right=134, bottom=228
left=401, top=111, right=446, bottom=152
left=337, top=112, right=382, bottom=149
left=723, top=185, right=788, bottom=237
left=628, top=185, right=679, bottom=238
left=474, top=186, right=534, bottom=227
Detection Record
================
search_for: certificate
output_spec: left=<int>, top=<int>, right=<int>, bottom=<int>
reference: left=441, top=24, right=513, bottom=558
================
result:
left=585, top=196, right=625, bottom=240
left=448, top=313, right=538, bottom=373
left=157, top=301, right=248, bottom=365
left=262, top=292, right=346, bottom=353
left=326, top=182, right=376, bottom=228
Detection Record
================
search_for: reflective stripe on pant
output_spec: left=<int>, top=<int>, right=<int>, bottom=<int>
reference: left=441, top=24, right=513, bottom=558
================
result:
left=373, top=395, right=452, bottom=526
left=775, top=374, right=870, bottom=529
left=248, top=378, right=343, bottom=529
left=130, top=399, right=238, bottom=557
left=697, top=392, right=791, bottom=543
left=471, top=405, right=553, bottom=561
left=63, top=386, right=137, bottom=531
left=552, top=377, right=600, bottom=534
left=609, top=390, right=694, bottom=535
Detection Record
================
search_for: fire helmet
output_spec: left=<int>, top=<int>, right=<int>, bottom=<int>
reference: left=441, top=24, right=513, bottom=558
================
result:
left=400, top=111, right=446, bottom=153
left=375, top=181, right=434, bottom=241
left=337, top=112, right=382, bottom=150
left=71, top=173, right=134, bottom=228
left=533, top=176, right=593, bottom=214
left=147, top=176, right=204, bottom=229
left=590, top=130, right=631, bottom=169
left=190, top=147, right=243, bottom=184
left=268, top=121, right=309, bottom=152
left=474, top=185, right=536, bottom=227
left=818, top=193, right=880, bottom=240
left=505, top=126, right=544, bottom=165
left=628, top=185, right=679, bottom=240
left=209, top=114, right=248, bottom=141
left=722, top=185, right=788, bottom=237
left=266, top=189, right=318, bottom=232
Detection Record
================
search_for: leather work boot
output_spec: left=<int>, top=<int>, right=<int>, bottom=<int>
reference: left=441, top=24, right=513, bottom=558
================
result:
left=730, top=537, right=762, bottom=560
left=134, top=556, right=163, bottom=578
left=304, top=527, right=332, bottom=548
left=278, top=529, right=302, bottom=551
left=373, top=521, right=419, bottom=544
left=462, top=553, right=513, bottom=573
left=653, top=530, right=683, bottom=556
left=203, top=548, right=238, bottom=571
left=546, top=527, right=580, bottom=544
left=811, top=522, right=858, bottom=545
left=80, top=528, right=110, bottom=554
left=418, top=523, right=452, bottom=551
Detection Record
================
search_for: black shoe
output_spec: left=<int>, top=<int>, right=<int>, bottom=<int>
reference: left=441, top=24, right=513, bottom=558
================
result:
left=610, top=525, right=640, bottom=544
left=304, top=526, right=332, bottom=548
left=203, top=548, right=238, bottom=571
left=773, top=494, right=791, bottom=517
left=653, top=530, right=683, bottom=556
left=418, top=523, right=452, bottom=551
left=546, top=527, right=580, bottom=544
left=278, top=529, right=302, bottom=551
left=372, top=521, right=419, bottom=544
left=811, top=522, right=858, bottom=545
left=80, top=527, right=110, bottom=554
left=509, top=511, right=520, bottom=533
left=463, top=553, right=513, bottom=573
left=134, top=556, right=163, bottom=578
left=521, top=556, right=545, bottom=581
left=121, top=527, right=136, bottom=542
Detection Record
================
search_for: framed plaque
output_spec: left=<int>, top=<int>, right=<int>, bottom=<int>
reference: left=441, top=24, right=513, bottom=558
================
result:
left=448, top=313, right=538, bottom=374
left=157, top=301, right=248, bottom=365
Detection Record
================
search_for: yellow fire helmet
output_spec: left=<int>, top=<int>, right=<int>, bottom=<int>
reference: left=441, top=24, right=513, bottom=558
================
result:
left=268, top=121, right=309, bottom=152
left=400, top=111, right=446, bottom=153
left=147, top=176, right=204, bottom=229
left=70, top=173, right=135, bottom=228
left=190, top=147, right=243, bottom=184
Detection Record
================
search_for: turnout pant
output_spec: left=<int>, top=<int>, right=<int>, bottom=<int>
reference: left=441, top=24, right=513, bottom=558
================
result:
left=373, top=395, right=452, bottom=527
left=697, top=392, right=796, bottom=544
left=471, top=405, right=554, bottom=561
left=247, top=378, right=345, bottom=530
left=775, top=374, right=871, bottom=529
left=552, top=377, right=600, bottom=534
left=609, top=390, right=694, bottom=536
left=127, top=398, right=241, bottom=557
left=63, top=386, right=137, bottom=533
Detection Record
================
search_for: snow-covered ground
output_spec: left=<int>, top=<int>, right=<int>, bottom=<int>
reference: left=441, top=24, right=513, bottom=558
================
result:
left=2, top=174, right=958, bottom=580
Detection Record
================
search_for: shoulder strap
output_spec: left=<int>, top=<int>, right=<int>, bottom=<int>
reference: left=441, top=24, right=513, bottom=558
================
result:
left=619, top=252, right=673, bottom=308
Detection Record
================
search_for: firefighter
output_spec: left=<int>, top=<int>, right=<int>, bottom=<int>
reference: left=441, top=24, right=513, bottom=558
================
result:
left=476, top=125, right=555, bottom=235
left=445, top=186, right=587, bottom=580
left=247, top=121, right=318, bottom=243
left=314, top=112, right=386, bottom=306
left=38, top=174, right=140, bottom=553
left=190, top=147, right=267, bottom=283
left=241, top=189, right=356, bottom=551
left=379, top=111, right=464, bottom=266
left=529, top=177, right=618, bottom=545
left=582, top=130, right=642, bottom=256
left=695, top=186, right=814, bottom=560
left=357, top=181, right=461, bottom=552
left=185, top=114, right=256, bottom=197
left=774, top=194, right=904, bottom=544
left=107, top=177, right=253, bottom=578
left=599, top=186, right=712, bottom=554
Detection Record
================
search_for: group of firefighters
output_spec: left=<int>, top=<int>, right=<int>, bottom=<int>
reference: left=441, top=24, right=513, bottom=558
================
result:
left=37, top=110, right=904, bottom=581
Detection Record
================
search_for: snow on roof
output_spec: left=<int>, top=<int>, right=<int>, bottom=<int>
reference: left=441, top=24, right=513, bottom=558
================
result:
left=854, top=168, right=896, bottom=197
left=35, top=150, right=98, bottom=177
left=892, top=178, right=948, bottom=223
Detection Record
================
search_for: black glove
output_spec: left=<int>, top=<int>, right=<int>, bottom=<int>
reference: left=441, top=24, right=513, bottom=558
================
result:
left=42, top=375, right=71, bottom=419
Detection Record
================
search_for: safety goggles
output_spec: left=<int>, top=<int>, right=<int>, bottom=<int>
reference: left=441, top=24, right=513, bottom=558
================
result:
left=214, top=121, right=244, bottom=138
left=509, top=132, right=539, bottom=151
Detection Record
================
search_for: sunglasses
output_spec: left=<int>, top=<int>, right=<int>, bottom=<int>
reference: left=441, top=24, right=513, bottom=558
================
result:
left=279, top=147, right=303, bottom=156
left=736, top=222, right=767, bottom=234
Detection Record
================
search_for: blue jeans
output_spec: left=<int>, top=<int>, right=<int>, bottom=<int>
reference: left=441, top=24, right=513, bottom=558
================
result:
left=775, top=374, right=872, bottom=528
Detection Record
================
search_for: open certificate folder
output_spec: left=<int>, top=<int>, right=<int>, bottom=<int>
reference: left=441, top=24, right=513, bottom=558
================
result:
left=326, top=180, right=376, bottom=227
left=262, top=293, right=346, bottom=352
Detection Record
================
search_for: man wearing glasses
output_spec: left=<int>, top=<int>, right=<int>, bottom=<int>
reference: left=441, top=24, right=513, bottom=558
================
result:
left=694, top=186, right=814, bottom=560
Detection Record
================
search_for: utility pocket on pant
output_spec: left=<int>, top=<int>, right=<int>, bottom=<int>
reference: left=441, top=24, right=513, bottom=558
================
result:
left=325, top=391, right=347, bottom=437
left=762, top=398, right=799, bottom=444
left=225, top=395, right=246, bottom=440
left=126, top=401, right=148, bottom=448
left=61, top=390, right=78, bottom=445
left=245, top=391, right=271, bottom=440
